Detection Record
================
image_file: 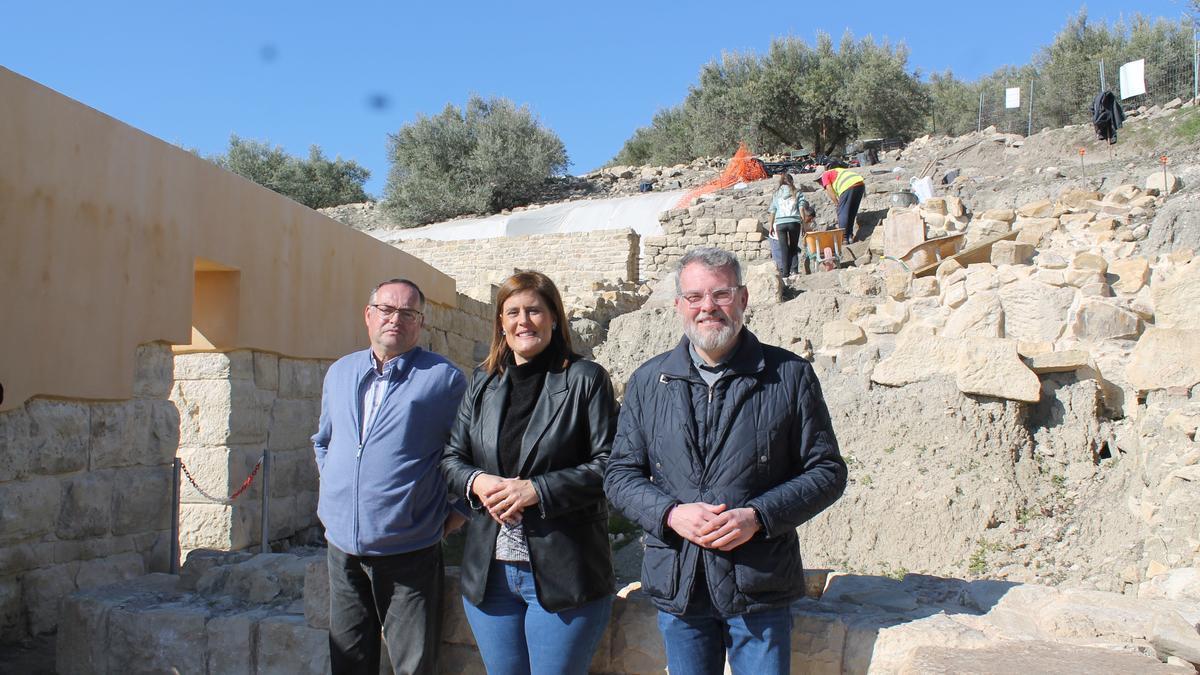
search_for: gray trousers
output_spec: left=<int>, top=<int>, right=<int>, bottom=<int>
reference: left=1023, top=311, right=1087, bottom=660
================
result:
left=327, top=542, right=444, bottom=675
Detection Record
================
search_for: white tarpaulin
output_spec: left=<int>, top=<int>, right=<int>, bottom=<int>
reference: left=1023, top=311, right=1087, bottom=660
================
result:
left=376, top=189, right=686, bottom=244
left=1120, top=59, right=1147, bottom=99
left=1005, top=87, right=1021, bottom=109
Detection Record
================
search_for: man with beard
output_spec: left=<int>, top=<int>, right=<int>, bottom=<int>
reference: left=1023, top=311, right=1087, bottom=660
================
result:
left=605, top=248, right=847, bottom=674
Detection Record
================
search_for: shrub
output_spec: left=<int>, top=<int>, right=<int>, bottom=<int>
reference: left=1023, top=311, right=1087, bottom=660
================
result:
left=383, top=96, right=568, bottom=226
left=210, top=135, right=370, bottom=209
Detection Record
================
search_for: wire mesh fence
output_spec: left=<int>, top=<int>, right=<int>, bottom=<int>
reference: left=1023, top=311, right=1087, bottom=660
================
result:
left=939, top=29, right=1197, bottom=137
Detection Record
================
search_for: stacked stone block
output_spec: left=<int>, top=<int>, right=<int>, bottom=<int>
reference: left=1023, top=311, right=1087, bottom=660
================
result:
left=395, top=229, right=640, bottom=292
left=0, top=342, right=178, bottom=642
left=423, top=296, right=493, bottom=372
left=171, top=351, right=330, bottom=555
left=643, top=195, right=775, bottom=281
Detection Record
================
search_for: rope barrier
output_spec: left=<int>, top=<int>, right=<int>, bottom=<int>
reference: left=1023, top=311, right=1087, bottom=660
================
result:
left=179, top=455, right=264, bottom=506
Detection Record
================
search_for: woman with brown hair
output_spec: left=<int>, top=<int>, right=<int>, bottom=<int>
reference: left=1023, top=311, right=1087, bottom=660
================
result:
left=442, top=270, right=618, bottom=674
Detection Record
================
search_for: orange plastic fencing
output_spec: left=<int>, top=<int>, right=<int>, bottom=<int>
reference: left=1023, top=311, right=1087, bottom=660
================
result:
left=674, top=143, right=769, bottom=209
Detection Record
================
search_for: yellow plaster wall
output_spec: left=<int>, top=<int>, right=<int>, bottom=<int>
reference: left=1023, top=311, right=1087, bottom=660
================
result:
left=0, top=67, right=457, bottom=411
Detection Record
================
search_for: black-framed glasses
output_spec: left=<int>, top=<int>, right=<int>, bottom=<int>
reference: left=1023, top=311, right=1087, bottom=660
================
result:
left=678, top=286, right=743, bottom=309
left=370, top=305, right=423, bottom=324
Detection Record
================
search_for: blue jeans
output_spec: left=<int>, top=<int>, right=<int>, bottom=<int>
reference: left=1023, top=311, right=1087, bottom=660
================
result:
left=462, top=560, right=613, bottom=675
left=657, top=605, right=793, bottom=675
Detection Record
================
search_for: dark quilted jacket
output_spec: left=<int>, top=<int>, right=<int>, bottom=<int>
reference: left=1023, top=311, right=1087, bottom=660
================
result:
left=604, top=329, right=847, bottom=617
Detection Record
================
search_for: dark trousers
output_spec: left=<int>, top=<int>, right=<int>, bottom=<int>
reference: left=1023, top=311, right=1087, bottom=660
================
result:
left=774, top=222, right=801, bottom=277
left=837, top=184, right=865, bottom=243
left=327, top=542, right=444, bottom=675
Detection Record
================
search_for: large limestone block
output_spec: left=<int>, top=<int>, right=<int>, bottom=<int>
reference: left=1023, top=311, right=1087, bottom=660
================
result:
left=956, top=339, right=1041, bottom=402
left=942, top=292, right=1003, bottom=338
left=0, top=476, right=60, bottom=543
left=998, top=281, right=1074, bottom=342
left=278, top=358, right=324, bottom=400
left=22, top=399, right=90, bottom=477
left=979, top=208, right=1016, bottom=223
left=90, top=399, right=180, bottom=470
left=897, top=641, right=1193, bottom=674
left=1070, top=299, right=1141, bottom=341
left=1025, top=350, right=1090, bottom=374
left=1110, top=257, right=1150, bottom=294
left=172, top=378, right=272, bottom=447
left=173, top=350, right=255, bottom=381
left=865, top=299, right=909, bottom=334
left=253, top=352, right=280, bottom=391
left=1036, top=589, right=1200, bottom=663
left=884, top=208, right=927, bottom=259
left=22, top=562, right=79, bottom=635
left=1017, top=199, right=1054, bottom=218
left=207, top=609, right=273, bottom=674
left=991, top=240, right=1035, bottom=266
left=112, top=465, right=173, bottom=535
left=75, top=553, right=146, bottom=592
left=1153, top=259, right=1200, bottom=329
left=744, top=262, right=783, bottom=305
left=256, top=615, right=330, bottom=675
left=822, top=320, right=866, bottom=348
left=1060, top=211, right=1097, bottom=227
left=1147, top=170, right=1181, bottom=194
left=1127, top=328, right=1200, bottom=392
left=1071, top=252, right=1109, bottom=274
left=1139, top=568, right=1200, bottom=602
left=268, top=398, right=320, bottom=452
left=133, top=342, right=175, bottom=398
left=1059, top=188, right=1104, bottom=209
left=106, top=603, right=211, bottom=674
left=871, top=332, right=960, bottom=387
left=56, top=472, right=114, bottom=540
left=872, top=614, right=994, bottom=674
left=790, top=606, right=846, bottom=675
left=966, top=219, right=1012, bottom=247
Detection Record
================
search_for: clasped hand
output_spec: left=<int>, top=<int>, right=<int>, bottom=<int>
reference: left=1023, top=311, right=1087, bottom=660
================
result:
left=472, top=474, right=538, bottom=526
left=667, top=502, right=760, bottom=552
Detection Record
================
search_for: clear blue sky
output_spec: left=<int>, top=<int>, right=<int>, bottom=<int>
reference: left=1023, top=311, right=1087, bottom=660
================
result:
left=1, top=1, right=1189, bottom=196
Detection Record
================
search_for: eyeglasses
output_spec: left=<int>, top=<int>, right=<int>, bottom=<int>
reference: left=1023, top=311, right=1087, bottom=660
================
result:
left=370, top=305, right=423, bottom=324
left=678, top=286, right=743, bottom=309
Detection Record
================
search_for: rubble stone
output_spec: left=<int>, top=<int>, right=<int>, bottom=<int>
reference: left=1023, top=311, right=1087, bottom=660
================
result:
left=991, top=241, right=1035, bottom=266
left=1017, top=199, right=1054, bottom=218
left=822, top=320, right=866, bottom=349
left=943, top=292, right=1003, bottom=338
left=999, top=281, right=1074, bottom=342
left=956, top=339, right=1041, bottom=402
left=1146, top=171, right=1181, bottom=194
left=1110, top=257, right=1150, bottom=294
left=1127, top=328, right=1200, bottom=392
left=1070, top=299, right=1141, bottom=341
left=1026, top=350, right=1091, bottom=374
left=1152, top=259, right=1200, bottom=329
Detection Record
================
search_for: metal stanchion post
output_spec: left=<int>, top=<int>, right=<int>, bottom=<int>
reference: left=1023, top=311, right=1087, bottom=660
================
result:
left=171, top=458, right=181, bottom=574
left=1027, top=79, right=1034, bottom=137
left=261, top=451, right=270, bottom=553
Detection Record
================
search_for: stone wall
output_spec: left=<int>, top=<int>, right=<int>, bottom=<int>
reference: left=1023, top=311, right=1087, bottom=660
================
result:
left=394, top=229, right=640, bottom=291
left=643, top=193, right=775, bottom=281
left=56, top=550, right=1200, bottom=673
left=0, top=342, right=178, bottom=642
left=172, top=351, right=330, bottom=554
left=172, top=295, right=493, bottom=555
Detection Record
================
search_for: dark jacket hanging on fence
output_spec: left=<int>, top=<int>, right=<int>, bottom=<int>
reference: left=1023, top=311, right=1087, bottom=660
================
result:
left=1091, top=91, right=1126, bottom=144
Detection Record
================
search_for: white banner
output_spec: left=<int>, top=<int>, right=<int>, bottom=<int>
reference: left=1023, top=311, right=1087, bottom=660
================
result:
left=1120, top=59, right=1146, bottom=99
left=1005, top=87, right=1021, bottom=109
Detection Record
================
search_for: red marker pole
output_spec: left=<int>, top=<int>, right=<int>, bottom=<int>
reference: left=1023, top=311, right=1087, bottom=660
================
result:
left=1161, top=155, right=1169, bottom=192
left=1079, top=148, right=1086, bottom=177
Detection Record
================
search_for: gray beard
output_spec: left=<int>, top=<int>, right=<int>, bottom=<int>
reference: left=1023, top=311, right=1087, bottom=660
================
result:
left=683, top=315, right=740, bottom=354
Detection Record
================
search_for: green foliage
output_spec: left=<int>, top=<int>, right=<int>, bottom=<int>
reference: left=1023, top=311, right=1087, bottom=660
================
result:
left=210, top=135, right=370, bottom=209
left=612, top=32, right=929, bottom=164
left=383, top=95, right=568, bottom=226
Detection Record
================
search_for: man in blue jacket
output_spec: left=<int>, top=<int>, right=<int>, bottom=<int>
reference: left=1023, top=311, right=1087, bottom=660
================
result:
left=313, top=278, right=467, bottom=675
left=605, top=248, right=847, bottom=675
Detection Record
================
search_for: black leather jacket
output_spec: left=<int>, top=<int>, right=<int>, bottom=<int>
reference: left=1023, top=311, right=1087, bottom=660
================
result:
left=442, top=356, right=618, bottom=612
left=605, top=329, right=847, bottom=617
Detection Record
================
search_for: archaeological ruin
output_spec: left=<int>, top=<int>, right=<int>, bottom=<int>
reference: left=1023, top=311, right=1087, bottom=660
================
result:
left=3, top=62, right=1200, bottom=674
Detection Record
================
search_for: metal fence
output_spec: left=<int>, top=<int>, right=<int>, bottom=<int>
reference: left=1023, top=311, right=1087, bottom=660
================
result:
left=963, top=32, right=1197, bottom=136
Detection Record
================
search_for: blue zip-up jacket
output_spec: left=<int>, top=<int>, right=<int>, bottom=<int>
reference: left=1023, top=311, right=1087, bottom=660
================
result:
left=313, top=347, right=466, bottom=556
